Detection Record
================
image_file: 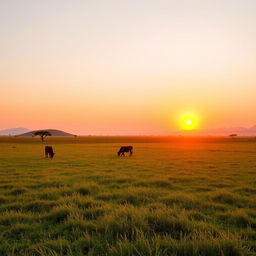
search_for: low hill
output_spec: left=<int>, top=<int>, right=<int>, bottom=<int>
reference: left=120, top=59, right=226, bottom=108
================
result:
left=174, top=125, right=256, bottom=136
left=17, top=129, right=76, bottom=137
left=0, top=127, right=30, bottom=136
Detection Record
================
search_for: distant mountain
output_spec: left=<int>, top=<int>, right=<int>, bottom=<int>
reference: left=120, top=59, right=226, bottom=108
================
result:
left=176, top=125, right=256, bottom=136
left=248, top=125, right=256, bottom=132
left=0, top=127, right=30, bottom=136
left=17, top=129, right=76, bottom=137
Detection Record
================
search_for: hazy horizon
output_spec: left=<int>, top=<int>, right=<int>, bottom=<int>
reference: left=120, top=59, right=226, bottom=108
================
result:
left=1, top=0, right=256, bottom=135
left=2, top=124, right=256, bottom=136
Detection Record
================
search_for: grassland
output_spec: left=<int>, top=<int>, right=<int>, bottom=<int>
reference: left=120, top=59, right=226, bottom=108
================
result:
left=0, top=136, right=256, bottom=255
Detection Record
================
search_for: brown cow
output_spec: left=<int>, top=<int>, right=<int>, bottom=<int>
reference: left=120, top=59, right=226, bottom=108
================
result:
left=117, top=146, right=133, bottom=156
left=45, top=146, right=55, bottom=158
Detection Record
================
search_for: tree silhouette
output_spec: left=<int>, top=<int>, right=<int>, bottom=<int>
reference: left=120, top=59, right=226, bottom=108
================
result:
left=34, top=130, right=52, bottom=142
left=229, top=134, right=237, bottom=139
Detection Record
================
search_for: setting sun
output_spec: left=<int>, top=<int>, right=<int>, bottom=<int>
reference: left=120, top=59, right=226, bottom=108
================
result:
left=186, top=120, right=192, bottom=126
left=179, top=112, right=199, bottom=131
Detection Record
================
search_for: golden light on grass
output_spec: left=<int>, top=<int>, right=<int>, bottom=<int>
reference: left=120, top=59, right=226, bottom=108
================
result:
left=179, top=112, right=199, bottom=130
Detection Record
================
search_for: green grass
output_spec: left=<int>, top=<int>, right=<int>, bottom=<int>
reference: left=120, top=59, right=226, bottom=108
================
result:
left=0, top=136, right=256, bottom=255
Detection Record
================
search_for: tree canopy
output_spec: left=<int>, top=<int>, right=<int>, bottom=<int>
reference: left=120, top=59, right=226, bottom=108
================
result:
left=34, top=130, right=52, bottom=141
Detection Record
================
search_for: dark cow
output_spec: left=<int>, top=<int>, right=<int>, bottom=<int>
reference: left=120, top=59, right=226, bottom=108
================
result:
left=117, top=146, right=133, bottom=157
left=45, top=146, right=55, bottom=158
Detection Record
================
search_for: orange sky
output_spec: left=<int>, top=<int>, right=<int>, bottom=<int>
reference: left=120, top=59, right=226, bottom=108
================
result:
left=1, top=1, right=256, bottom=135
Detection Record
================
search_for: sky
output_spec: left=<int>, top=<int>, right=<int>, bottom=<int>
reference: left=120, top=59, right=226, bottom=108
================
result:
left=1, top=0, right=256, bottom=135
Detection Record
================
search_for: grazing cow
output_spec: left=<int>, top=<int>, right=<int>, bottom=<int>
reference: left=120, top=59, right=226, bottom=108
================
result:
left=117, top=146, right=133, bottom=157
left=45, top=146, right=55, bottom=158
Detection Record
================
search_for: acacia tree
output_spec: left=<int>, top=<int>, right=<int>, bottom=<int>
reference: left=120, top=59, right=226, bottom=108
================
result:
left=34, top=130, right=52, bottom=142
left=229, top=134, right=237, bottom=140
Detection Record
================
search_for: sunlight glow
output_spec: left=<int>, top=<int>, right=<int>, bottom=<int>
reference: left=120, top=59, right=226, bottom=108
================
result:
left=179, top=112, right=199, bottom=131
left=186, top=120, right=192, bottom=126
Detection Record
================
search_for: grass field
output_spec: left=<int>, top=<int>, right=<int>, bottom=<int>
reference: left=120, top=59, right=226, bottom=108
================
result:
left=0, top=136, right=256, bottom=256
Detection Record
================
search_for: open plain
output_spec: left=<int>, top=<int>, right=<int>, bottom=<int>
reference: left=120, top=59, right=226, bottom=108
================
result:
left=0, top=136, right=256, bottom=255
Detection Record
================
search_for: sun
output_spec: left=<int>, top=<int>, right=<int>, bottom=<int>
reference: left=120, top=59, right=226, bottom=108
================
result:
left=186, top=120, right=192, bottom=126
left=179, top=112, right=199, bottom=130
